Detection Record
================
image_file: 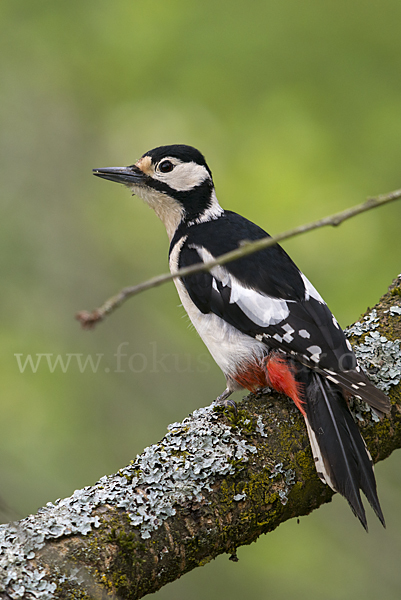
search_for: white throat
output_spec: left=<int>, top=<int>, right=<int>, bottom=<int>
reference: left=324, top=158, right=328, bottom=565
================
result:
left=131, top=184, right=185, bottom=241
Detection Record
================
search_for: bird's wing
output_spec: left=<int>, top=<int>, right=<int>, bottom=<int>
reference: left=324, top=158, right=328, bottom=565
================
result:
left=177, top=236, right=390, bottom=415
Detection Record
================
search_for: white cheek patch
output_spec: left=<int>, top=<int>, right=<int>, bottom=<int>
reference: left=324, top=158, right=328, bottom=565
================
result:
left=155, top=160, right=210, bottom=191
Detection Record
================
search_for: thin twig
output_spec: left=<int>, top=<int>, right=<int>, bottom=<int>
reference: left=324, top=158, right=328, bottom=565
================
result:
left=76, top=188, right=401, bottom=328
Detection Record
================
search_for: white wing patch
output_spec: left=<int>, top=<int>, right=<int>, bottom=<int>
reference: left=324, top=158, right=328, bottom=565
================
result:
left=301, top=273, right=325, bottom=304
left=306, top=344, right=322, bottom=363
left=230, top=281, right=290, bottom=326
left=281, top=323, right=295, bottom=343
left=192, top=245, right=291, bottom=327
left=332, top=315, right=340, bottom=329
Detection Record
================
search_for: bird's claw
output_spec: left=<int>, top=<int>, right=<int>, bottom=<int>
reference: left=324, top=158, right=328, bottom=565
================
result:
left=214, top=388, right=238, bottom=416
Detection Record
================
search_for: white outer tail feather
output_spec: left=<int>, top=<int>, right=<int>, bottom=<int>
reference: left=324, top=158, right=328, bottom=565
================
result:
left=304, top=418, right=335, bottom=490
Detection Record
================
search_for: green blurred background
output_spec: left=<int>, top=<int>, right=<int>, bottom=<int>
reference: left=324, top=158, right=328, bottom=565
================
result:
left=1, top=0, right=401, bottom=598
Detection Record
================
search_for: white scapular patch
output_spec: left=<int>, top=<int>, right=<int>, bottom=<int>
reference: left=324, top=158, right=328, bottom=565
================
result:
left=306, top=345, right=322, bottom=363
left=298, top=329, right=311, bottom=339
left=345, top=339, right=353, bottom=351
left=301, top=273, right=325, bottom=304
left=169, top=238, right=266, bottom=380
left=233, top=287, right=290, bottom=326
left=154, top=158, right=210, bottom=192
left=304, top=419, right=335, bottom=490
left=192, top=246, right=291, bottom=327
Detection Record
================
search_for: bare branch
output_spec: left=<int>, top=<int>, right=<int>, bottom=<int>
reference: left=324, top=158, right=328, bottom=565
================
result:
left=76, top=187, right=401, bottom=328
left=2, top=276, right=401, bottom=599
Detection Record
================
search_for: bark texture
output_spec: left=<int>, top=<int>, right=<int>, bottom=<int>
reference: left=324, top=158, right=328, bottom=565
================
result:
left=1, top=276, right=401, bottom=600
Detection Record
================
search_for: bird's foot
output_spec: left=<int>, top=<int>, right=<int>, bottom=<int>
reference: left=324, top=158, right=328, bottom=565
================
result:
left=214, top=388, right=237, bottom=416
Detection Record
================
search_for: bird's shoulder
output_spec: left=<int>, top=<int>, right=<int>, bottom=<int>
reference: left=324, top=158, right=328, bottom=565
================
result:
left=170, top=210, right=306, bottom=301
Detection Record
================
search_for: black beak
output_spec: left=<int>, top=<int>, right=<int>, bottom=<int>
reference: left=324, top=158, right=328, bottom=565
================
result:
left=92, top=165, right=146, bottom=185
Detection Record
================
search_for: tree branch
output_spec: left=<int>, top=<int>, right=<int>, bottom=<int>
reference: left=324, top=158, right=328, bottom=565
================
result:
left=76, top=187, right=401, bottom=328
left=2, top=276, right=401, bottom=600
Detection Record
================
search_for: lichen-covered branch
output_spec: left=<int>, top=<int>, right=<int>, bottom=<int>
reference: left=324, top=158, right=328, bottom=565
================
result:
left=2, top=277, right=401, bottom=600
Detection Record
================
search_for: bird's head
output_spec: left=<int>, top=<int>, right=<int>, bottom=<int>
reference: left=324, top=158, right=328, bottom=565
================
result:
left=93, top=144, right=223, bottom=239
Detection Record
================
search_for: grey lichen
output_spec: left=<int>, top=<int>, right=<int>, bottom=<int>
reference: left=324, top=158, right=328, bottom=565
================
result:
left=354, top=332, right=401, bottom=392
left=117, top=406, right=257, bottom=538
left=345, top=308, right=380, bottom=336
left=345, top=308, right=401, bottom=392
left=0, top=406, right=258, bottom=599
left=267, top=462, right=295, bottom=505
left=256, top=415, right=268, bottom=437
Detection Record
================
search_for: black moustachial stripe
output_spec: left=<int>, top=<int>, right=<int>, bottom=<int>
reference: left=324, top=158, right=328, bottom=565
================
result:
left=148, top=177, right=215, bottom=223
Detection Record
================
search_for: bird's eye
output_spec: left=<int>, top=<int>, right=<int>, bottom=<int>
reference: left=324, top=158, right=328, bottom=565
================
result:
left=158, top=160, right=174, bottom=174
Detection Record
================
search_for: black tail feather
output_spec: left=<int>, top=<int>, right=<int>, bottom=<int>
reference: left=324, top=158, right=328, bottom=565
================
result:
left=300, top=369, right=384, bottom=530
left=319, top=367, right=391, bottom=418
left=342, top=417, right=385, bottom=527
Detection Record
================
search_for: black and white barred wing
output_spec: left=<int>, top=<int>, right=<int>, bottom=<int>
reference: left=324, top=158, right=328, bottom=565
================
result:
left=178, top=242, right=390, bottom=415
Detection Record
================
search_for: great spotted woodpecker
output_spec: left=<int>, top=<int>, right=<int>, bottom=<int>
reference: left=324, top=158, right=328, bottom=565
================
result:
left=93, top=144, right=391, bottom=529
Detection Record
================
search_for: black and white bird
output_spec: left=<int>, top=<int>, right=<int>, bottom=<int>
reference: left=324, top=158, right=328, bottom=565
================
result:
left=93, top=144, right=391, bottom=529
